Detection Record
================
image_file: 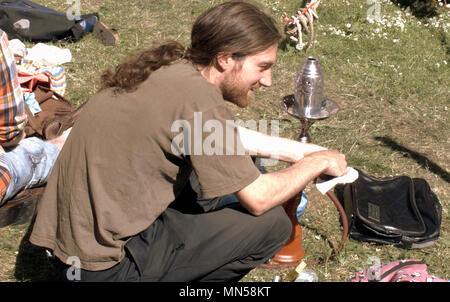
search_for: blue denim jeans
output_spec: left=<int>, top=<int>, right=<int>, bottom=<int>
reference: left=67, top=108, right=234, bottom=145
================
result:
left=2, top=137, right=59, bottom=204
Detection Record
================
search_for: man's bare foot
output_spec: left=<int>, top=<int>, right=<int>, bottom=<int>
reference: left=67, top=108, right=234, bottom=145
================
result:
left=47, top=128, right=72, bottom=151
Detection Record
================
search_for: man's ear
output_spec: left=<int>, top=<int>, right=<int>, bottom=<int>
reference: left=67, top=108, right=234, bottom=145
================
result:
left=215, top=52, right=235, bottom=73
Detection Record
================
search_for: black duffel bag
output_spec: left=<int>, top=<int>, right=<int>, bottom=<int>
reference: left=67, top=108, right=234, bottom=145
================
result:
left=342, top=169, right=442, bottom=249
left=0, top=0, right=97, bottom=42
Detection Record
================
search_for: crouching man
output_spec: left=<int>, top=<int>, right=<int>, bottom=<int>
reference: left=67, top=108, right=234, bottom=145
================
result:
left=30, top=1, right=346, bottom=282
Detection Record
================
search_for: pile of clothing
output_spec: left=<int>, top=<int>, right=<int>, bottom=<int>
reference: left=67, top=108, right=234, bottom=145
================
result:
left=9, top=39, right=71, bottom=115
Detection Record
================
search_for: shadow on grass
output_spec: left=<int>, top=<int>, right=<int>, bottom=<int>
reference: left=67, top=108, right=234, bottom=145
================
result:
left=13, top=217, right=63, bottom=282
left=374, top=136, right=450, bottom=183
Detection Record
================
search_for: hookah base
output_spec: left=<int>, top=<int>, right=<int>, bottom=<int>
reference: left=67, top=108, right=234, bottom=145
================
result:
left=272, top=223, right=306, bottom=263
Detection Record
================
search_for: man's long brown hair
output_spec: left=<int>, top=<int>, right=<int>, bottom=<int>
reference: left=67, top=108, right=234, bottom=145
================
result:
left=100, top=1, right=281, bottom=93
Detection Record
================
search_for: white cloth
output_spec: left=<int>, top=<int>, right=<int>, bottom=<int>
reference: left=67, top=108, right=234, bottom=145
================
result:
left=9, top=39, right=27, bottom=58
left=25, top=43, right=72, bottom=67
left=315, top=167, right=359, bottom=195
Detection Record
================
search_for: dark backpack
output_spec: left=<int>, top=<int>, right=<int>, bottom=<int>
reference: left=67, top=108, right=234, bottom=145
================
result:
left=343, top=169, right=442, bottom=249
left=0, top=0, right=96, bottom=42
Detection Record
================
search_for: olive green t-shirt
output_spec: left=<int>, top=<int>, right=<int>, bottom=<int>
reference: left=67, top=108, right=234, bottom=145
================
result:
left=30, top=61, right=260, bottom=271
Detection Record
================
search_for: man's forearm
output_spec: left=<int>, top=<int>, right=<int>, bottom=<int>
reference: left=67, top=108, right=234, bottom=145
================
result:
left=236, top=154, right=329, bottom=215
left=236, top=150, right=347, bottom=216
left=237, top=126, right=326, bottom=162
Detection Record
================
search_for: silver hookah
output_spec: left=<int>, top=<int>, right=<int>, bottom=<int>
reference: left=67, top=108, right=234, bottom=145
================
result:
left=280, top=56, right=339, bottom=143
left=276, top=57, right=344, bottom=267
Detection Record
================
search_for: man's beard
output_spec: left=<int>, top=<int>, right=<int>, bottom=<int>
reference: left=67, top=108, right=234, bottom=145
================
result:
left=220, top=68, right=259, bottom=108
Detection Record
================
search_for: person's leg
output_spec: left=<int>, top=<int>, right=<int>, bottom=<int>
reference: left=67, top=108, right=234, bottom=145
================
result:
left=173, top=204, right=291, bottom=281
left=2, top=137, right=59, bottom=202
left=57, top=201, right=290, bottom=282
left=128, top=203, right=291, bottom=281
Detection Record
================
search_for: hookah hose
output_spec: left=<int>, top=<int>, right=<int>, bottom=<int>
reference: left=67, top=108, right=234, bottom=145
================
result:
left=321, top=190, right=349, bottom=263
left=260, top=190, right=349, bottom=269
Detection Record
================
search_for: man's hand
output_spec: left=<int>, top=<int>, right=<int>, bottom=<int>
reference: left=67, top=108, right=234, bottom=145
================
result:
left=15, top=113, right=27, bottom=130
left=15, top=113, right=27, bottom=141
left=0, top=114, right=27, bottom=148
left=14, top=113, right=28, bottom=143
left=305, top=150, right=347, bottom=177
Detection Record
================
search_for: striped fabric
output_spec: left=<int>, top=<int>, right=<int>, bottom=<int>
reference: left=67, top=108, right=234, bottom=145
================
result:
left=17, top=59, right=67, bottom=96
left=0, top=153, right=10, bottom=200
left=0, top=30, right=24, bottom=144
left=0, top=30, right=24, bottom=201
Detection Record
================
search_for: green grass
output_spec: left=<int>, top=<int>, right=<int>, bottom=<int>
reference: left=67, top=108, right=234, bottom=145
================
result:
left=0, top=0, right=448, bottom=282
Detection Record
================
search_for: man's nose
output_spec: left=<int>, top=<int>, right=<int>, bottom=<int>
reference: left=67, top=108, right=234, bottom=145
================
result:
left=259, top=70, right=272, bottom=87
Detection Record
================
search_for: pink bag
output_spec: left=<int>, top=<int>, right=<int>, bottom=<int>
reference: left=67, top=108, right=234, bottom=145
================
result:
left=350, top=259, right=448, bottom=282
